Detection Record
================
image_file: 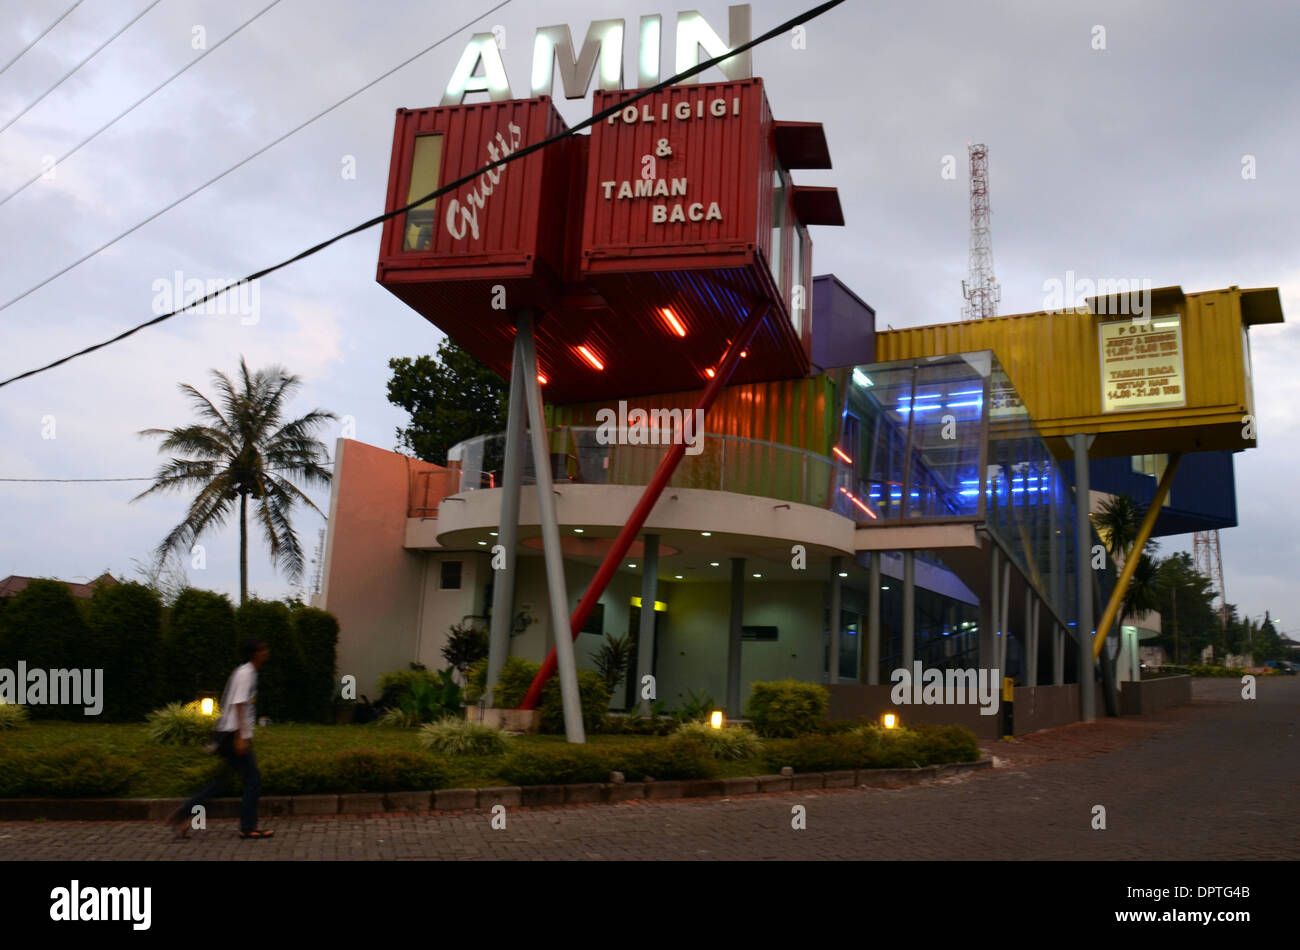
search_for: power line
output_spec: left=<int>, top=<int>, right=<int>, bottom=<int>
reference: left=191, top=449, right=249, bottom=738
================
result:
left=1, top=462, right=336, bottom=483
left=0, top=0, right=284, bottom=209
left=0, top=0, right=165, bottom=136
left=0, top=0, right=516, bottom=315
left=0, top=0, right=88, bottom=76
left=0, top=0, right=846, bottom=390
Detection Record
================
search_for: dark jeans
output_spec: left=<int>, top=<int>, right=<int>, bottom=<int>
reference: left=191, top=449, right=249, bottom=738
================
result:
left=181, top=732, right=261, bottom=833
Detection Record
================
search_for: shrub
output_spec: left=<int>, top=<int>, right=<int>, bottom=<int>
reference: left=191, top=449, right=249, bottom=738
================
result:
left=674, top=721, right=762, bottom=760
left=0, top=702, right=30, bottom=729
left=146, top=700, right=219, bottom=745
left=377, top=666, right=463, bottom=724
left=257, top=748, right=447, bottom=795
left=473, top=656, right=542, bottom=707
left=163, top=588, right=237, bottom=703
left=85, top=581, right=163, bottom=721
left=0, top=580, right=88, bottom=719
left=292, top=607, right=339, bottom=723
left=0, top=746, right=137, bottom=797
left=745, top=680, right=829, bottom=737
left=764, top=724, right=982, bottom=773
left=237, top=599, right=298, bottom=721
left=497, top=746, right=614, bottom=786
left=673, top=688, right=716, bottom=724
left=441, top=622, right=489, bottom=676
left=613, top=736, right=719, bottom=780
left=375, top=707, right=422, bottom=728
left=418, top=719, right=511, bottom=756
left=539, top=670, right=611, bottom=734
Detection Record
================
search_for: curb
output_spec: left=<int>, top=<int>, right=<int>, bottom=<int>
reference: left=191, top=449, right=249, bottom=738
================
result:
left=0, top=759, right=992, bottom=822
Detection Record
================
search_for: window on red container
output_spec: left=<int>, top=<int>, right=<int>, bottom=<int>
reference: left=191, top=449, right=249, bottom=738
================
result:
left=404, top=134, right=444, bottom=252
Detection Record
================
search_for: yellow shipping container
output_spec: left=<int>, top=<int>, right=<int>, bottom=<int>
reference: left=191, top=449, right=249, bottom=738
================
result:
left=874, top=285, right=1283, bottom=459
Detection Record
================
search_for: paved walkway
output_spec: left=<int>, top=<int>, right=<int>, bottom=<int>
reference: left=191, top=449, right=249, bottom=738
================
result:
left=2, top=678, right=1296, bottom=860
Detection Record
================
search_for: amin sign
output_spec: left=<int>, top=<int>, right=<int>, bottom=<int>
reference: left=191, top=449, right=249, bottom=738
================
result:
left=441, top=4, right=753, bottom=105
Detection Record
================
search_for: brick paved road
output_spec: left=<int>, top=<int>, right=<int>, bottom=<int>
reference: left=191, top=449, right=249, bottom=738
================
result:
left=1, top=678, right=1296, bottom=860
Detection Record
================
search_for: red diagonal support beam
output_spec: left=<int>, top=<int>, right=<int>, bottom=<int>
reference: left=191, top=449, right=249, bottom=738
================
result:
left=520, top=303, right=773, bottom=710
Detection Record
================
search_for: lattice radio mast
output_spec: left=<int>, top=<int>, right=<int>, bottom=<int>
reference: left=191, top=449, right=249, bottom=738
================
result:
left=961, top=143, right=1001, bottom=321
left=1193, top=529, right=1229, bottom=650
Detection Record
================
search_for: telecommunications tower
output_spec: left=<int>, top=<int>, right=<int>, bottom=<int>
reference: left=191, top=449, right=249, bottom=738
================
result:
left=961, top=143, right=1001, bottom=321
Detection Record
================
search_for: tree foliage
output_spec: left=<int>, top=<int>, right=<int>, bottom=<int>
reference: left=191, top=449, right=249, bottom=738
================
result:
left=387, top=341, right=508, bottom=465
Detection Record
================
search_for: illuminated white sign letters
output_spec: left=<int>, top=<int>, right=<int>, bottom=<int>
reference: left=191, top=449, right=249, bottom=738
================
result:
left=441, top=5, right=752, bottom=106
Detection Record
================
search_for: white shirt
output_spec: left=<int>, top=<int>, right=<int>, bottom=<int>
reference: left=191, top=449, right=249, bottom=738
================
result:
left=215, top=662, right=257, bottom=738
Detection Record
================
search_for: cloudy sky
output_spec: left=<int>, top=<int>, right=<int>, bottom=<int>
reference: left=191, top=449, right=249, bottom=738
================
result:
left=0, top=0, right=1295, bottom=632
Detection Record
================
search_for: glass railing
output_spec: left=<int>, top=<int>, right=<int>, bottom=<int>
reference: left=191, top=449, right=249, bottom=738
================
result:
left=447, top=427, right=849, bottom=511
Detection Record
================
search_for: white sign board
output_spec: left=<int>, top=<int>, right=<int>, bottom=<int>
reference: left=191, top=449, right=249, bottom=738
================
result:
left=1098, top=315, right=1186, bottom=413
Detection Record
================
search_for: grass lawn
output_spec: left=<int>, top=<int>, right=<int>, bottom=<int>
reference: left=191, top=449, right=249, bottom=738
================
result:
left=2, top=723, right=766, bottom=797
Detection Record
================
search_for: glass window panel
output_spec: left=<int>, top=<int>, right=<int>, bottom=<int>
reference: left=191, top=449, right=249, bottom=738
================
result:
left=404, top=134, right=444, bottom=252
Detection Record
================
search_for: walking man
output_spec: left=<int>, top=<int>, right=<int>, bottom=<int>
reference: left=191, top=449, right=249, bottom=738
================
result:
left=168, top=637, right=275, bottom=840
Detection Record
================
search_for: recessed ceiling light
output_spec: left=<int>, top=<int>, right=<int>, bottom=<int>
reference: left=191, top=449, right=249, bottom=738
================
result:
left=709, top=562, right=720, bottom=567
left=882, top=585, right=890, bottom=590
left=838, top=572, right=848, bottom=578
left=628, top=563, right=637, bottom=568
left=752, top=573, right=762, bottom=578
left=477, top=541, right=487, bottom=545
left=675, top=574, right=683, bottom=579
left=489, top=531, right=498, bottom=536
left=573, top=528, right=584, bottom=534
left=700, top=531, right=711, bottom=536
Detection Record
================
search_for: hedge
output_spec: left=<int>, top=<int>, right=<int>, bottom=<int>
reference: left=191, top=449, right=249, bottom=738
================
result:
left=164, top=589, right=238, bottom=702
left=497, top=736, right=717, bottom=785
left=762, top=724, right=980, bottom=773
left=236, top=599, right=298, bottom=722
left=0, top=580, right=88, bottom=718
left=0, top=746, right=137, bottom=797
left=84, top=582, right=163, bottom=721
left=293, top=607, right=339, bottom=722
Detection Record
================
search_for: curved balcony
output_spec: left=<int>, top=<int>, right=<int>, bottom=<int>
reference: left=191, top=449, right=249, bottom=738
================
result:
left=446, top=427, right=849, bottom=512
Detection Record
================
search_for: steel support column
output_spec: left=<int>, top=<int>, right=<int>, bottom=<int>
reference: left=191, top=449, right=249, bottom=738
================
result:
left=1072, top=433, right=1096, bottom=722
left=521, top=303, right=772, bottom=710
left=902, top=550, right=915, bottom=669
left=867, top=553, right=881, bottom=685
left=829, top=555, right=843, bottom=684
left=727, top=557, right=745, bottom=718
left=635, top=534, right=659, bottom=716
left=517, top=313, right=584, bottom=742
left=485, top=332, right=527, bottom=706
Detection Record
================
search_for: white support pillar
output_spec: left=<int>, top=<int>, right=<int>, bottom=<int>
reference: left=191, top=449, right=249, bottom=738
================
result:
left=867, top=553, right=881, bottom=685
left=635, top=534, right=659, bottom=716
left=517, top=312, right=584, bottom=743
left=829, top=555, right=843, bottom=684
left=486, top=336, right=527, bottom=706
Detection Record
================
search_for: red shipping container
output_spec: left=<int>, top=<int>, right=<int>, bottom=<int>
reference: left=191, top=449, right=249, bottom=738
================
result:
left=376, top=97, right=580, bottom=368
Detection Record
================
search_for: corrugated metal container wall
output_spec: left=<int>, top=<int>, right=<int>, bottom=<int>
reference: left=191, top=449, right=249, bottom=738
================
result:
left=550, top=374, right=835, bottom=451
left=378, top=97, right=571, bottom=281
left=549, top=374, right=837, bottom=506
left=582, top=79, right=770, bottom=272
left=874, top=288, right=1255, bottom=455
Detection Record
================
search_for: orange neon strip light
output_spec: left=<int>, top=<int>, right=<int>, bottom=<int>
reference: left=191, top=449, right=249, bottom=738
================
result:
left=832, top=446, right=853, bottom=464
left=661, top=308, right=687, bottom=337
left=576, top=345, right=604, bottom=370
left=839, top=486, right=878, bottom=519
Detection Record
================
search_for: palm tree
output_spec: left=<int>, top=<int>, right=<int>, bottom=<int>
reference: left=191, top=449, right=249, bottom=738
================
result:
left=134, top=358, right=336, bottom=604
left=1093, top=492, right=1160, bottom=626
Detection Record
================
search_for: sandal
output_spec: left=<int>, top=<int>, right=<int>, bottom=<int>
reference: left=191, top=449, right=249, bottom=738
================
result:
left=239, top=828, right=275, bottom=839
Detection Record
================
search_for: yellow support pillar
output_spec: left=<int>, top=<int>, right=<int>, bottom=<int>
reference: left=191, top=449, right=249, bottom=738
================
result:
left=1092, top=452, right=1183, bottom=661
